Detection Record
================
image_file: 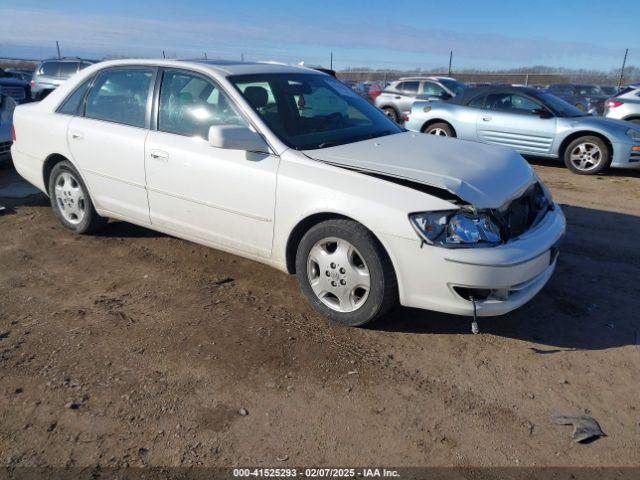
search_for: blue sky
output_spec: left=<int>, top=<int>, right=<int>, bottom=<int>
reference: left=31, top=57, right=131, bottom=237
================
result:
left=0, top=0, right=637, bottom=70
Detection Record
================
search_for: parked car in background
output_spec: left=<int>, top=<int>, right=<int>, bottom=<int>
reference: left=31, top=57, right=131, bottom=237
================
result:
left=599, top=85, right=619, bottom=96
left=0, top=68, right=31, bottom=104
left=546, top=84, right=605, bottom=114
left=11, top=59, right=565, bottom=326
left=405, top=86, right=640, bottom=174
left=367, top=80, right=388, bottom=103
left=375, top=76, right=467, bottom=122
left=604, top=84, right=640, bottom=124
left=30, top=57, right=95, bottom=100
left=6, top=69, right=34, bottom=82
left=0, top=93, right=17, bottom=163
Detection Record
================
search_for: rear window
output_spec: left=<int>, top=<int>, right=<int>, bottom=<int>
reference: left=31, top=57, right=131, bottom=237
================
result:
left=58, top=62, right=80, bottom=76
left=39, top=62, right=60, bottom=76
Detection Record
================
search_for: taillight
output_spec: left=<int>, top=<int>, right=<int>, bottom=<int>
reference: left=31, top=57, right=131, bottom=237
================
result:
left=11, top=125, right=16, bottom=142
left=401, top=113, right=410, bottom=123
left=30, top=80, right=35, bottom=88
left=607, top=100, right=623, bottom=108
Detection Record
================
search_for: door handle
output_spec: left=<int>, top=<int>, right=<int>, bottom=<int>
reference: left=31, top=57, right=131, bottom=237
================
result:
left=482, top=116, right=492, bottom=122
left=394, top=96, right=401, bottom=99
left=149, top=150, right=169, bottom=160
left=71, top=131, right=83, bottom=139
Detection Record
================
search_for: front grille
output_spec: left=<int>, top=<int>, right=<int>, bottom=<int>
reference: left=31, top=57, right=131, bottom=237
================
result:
left=0, top=141, right=12, bottom=155
left=1, top=86, right=27, bottom=100
left=493, top=183, right=550, bottom=240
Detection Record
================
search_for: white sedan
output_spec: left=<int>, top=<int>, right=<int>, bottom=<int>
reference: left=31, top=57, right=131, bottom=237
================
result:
left=11, top=59, right=565, bottom=326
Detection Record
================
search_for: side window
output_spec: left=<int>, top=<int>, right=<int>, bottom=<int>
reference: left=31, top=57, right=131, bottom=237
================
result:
left=294, top=85, right=349, bottom=118
left=85, top=68, right=154, bottom=128
left=393, top=82, right=404, bottom=92
left=402, top=81, right=419, bottom=94
left=57, top=77, right=93, bottom=115
left=468, top=94, right=486, bottom=108
left=485, top=93, right=540, bottom=113
left=158, top=70, right=246, bottom=138
left=422, top=82, right=445, bottom=96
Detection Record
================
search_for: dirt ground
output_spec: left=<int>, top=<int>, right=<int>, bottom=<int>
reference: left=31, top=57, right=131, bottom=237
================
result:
left=0, top=158, right=639, bottom=470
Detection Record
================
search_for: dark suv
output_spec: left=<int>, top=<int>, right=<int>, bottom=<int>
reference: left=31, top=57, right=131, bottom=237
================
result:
left=0, top=68, right=31, bottom=104
left=30, top=58, right=95, bottom=100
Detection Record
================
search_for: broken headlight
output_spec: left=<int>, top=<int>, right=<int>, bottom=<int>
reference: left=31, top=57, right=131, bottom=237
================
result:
left=409, top=211, right=502, bottom=248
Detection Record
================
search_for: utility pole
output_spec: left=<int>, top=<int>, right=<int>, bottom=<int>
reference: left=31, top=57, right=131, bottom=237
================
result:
left=204, top=52, right=208, bottom=60
left=330, top=52, right=333, bottom=70
left=162, top=50, right=166, bottom=59
left=448, top=50, right=453, bottom=76
left=56, top=40, right=61, bottom=59
left=241, top=52, right=245, bottom=62
left=618, top=48, right=629, bottom=89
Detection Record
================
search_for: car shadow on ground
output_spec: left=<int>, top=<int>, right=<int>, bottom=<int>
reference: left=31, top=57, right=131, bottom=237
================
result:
left=372, top=204, right=640, bottom=351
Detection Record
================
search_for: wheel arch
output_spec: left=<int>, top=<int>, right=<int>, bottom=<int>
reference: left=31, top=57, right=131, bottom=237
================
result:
left=420, top=118, right=457, bottom=136
left=622, top=115, right=640, bottom=123
left=42, top=153, right=72, bottom=196
left=558, top=130, right=614, bottom=160
left=284, top=212, right=396, bottom=277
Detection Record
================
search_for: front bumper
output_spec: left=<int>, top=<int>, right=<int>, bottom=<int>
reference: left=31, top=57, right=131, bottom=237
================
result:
left=610, top=140, right=640, bottom=169
left=379, top=204, right=566, bottom=317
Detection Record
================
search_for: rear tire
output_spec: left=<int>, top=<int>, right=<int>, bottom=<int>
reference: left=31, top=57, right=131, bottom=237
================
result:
left=48, top=161, right=107, bottom=234
left=382, top=107, right=399, bottom=123
left=424, top=122, right=454, bottom=137
left=563, top=136, right=611, bottom=175
left=295, top=219, right=397, bottom=327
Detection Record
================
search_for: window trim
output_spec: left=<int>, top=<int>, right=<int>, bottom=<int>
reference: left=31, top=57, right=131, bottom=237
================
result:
left=55, top=74, right=97, bottom=116
left=80, top=65, right=159, bottom=130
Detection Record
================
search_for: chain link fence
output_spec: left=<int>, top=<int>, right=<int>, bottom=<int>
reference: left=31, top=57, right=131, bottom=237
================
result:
left=336, top=71, right=640, bottom=87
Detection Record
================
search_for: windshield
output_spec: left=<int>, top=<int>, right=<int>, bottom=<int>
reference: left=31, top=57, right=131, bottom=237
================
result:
left=576, top=85, right=604, bottom=96
left=439, top=79, right=467, bottom=96
left=229, top=73, right=403, bottom=150
left=539, top=93, right=585, bottom=117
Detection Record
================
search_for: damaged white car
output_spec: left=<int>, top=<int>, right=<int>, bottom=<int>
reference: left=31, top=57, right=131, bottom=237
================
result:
left=11, top=60, right=566, bottom=327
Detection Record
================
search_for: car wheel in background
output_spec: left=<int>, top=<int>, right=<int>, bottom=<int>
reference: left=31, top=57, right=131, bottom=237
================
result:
left=563, top=136, right=611, bottom=175
left=48, top=161, right=107, bottom=234
left=424, top=122, right=454, bottom=137
left=382, top=107, right=398, bottom=123
left=628, top=118, right=640, bottom=124
left=295, top=219, right=397, bottom=327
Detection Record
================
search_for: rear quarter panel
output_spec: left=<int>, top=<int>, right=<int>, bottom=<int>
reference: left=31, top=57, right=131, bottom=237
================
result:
left=407, top=101, right=478, bottom=139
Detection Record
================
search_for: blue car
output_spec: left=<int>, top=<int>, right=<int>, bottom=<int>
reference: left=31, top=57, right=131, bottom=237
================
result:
left=404, top=86, right=640, bottom=174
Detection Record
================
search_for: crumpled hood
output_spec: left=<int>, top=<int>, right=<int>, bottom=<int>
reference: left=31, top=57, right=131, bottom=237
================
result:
left=303, top=131, right=536, bottom=209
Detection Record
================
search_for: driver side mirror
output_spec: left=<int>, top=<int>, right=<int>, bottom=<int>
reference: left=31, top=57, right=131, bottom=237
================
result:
left=208, top=125, right=270, bottom=153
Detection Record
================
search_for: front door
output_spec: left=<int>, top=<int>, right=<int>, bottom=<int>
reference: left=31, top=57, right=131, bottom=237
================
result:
left=144, top=69, right=279, bottom=258
left=476, top=92, right=557, bottom=155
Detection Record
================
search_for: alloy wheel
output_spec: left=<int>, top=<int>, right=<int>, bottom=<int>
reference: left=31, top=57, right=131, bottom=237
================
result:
left=569, top=142, right=603, bottom=172
left=428, top=127, right=449, bottom=136
left=54, top=171, right=86, bottom=224
left=306, top=237, right=370, bottom=312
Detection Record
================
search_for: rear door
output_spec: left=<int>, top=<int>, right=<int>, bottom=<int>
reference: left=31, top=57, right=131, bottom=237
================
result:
left=476, top=92, right=556, bottom=155
left=67, top=66, right=155, bottom=224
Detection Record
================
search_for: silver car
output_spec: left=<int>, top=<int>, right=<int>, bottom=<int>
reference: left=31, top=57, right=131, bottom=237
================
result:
left=31, top=58, right=95, bottom=100
left=604, top=85, right=640, bottom=124
left=0, top=93, right=16, bottom=162
left=404, top=86, right=640, bottom=175
left=375, top=76, right=467, bottom=122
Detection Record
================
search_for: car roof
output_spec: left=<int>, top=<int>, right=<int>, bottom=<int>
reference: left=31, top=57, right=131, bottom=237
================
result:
left=451, top=85, right=547, bottom=105
left=70, top=58, right=324, bottom=77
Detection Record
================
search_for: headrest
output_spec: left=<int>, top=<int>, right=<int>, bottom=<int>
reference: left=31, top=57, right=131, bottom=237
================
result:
left=244, top=86, right=268, bottom=109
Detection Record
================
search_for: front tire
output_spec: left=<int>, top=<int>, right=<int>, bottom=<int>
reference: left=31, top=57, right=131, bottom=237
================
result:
left=563, top=136, right=611, bottom=175
left=424, top=122, right=454, bottom=137
left=295, top=219, right=397, bottom=326
left=48, top=161, right=107, bottom=234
